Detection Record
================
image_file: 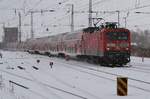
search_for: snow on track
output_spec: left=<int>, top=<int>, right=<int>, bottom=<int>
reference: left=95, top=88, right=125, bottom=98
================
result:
left=0, top=50, right=150, bottom=99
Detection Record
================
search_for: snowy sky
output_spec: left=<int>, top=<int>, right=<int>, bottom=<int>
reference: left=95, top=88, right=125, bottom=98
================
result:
left=0, top=0, right=150, bottom=41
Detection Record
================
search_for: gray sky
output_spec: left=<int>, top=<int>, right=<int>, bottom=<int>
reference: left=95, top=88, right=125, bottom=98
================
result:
left=0, top=0, right=150, bottom=41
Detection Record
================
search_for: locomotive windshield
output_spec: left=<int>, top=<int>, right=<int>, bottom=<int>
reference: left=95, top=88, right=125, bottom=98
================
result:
left=107, top=32, right=128, bottom=40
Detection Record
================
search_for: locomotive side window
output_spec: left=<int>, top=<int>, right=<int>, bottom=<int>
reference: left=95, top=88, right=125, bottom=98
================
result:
left=107, top=32, right=128, bottom=40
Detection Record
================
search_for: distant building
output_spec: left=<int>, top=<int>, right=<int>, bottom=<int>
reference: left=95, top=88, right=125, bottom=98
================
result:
left=3, top=27, right=18, bottom=43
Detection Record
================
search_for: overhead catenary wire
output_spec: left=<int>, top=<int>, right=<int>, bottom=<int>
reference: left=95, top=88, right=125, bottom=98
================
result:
left=4, top=0, right=150, bottom=26
left=77, top=0, right=110, bottom=11
left=29, top=0, right=150, bottom=36
left=1, top=0, right=150, bottom=40
left=0, top=0, right=45, bottom=26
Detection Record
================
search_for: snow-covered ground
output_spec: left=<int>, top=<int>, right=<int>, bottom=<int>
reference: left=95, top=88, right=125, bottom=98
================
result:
left=0, top=50, right=150, bottom=99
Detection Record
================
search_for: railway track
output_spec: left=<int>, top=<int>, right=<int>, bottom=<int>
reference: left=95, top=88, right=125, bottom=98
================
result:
left=127, top=66, right=150, bottom=74
left=0, top=66, right=87, bottom=99
left=2, top=77, right=50, bottom=99
left=19, top=58, right=103, bottom=99
left=30, top=55, right=150, bottom=85
left=132, top=66, right=150, bottom=71
left=51, top=58, right=150, bottom=93
left=111, top=65, right=150, bottom=74
left=3, top=53, right=150, bottom=94
left=12, top=52, right=150, bottom=73
left=24, top=61, right=101, bottom=99
left=30, top=55, right=150, bottom=87
left=133, top=62, right=150, bottom=68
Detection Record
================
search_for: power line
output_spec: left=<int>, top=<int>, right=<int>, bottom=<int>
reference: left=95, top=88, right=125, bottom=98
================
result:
left=135, top=11, right=150, bottom=14
left=76, top=0, right=98, bottom=11
left=77, top=0, right=112, bottom=11
left=92, top=0, right=111, bottom=6
left=135, top=0, right=140, bottom=8
left=120, top=3, right=150, bottom=12
left=27, top=9, right=55, bottom=38
left=128, top=23, right=150, bottom=29
left=30, top=0, right=44, bottom=9
left=2, top=0, right=150, bottom=37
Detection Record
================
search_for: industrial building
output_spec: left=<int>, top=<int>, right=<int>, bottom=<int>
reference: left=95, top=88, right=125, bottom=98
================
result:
left=3, top=27, right=18, bottom=43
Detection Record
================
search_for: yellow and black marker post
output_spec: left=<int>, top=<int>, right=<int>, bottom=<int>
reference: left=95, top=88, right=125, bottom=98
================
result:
left=117, top=77, right=128, bottom=96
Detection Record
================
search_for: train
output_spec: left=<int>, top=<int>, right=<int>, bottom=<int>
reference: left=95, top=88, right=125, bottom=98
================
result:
left=5, top=22, right=131, bottom=66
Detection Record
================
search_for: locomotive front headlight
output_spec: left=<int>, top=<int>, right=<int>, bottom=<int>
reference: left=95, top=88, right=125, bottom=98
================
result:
left=107, top=47, right=110, bottom=50
left=126, top=48, right=129, bottom=50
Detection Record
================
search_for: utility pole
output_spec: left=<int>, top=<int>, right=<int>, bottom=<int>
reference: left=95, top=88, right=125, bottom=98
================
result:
left=29, top=9, right=55, bottom=39
left=135, top=0, right=140, bottom=8
left=30, top=12, right=34, bottom=39
left=123, top=17, right=127, bottom=28
left=2, top=22, right=5, bottom=30
left=2, top=23, right=5, bottom=44
left=71, top=4, right=74, bottom=32
left=66, top=4, right=74, bottom=32
left=116, top=10, right=120, bottom=27
left=18, top=12, right=21, bottom=42
left=89, top=0, right=92, bottom=27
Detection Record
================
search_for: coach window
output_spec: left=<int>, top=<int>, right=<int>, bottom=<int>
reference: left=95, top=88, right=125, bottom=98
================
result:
left=69, top=48, right=70, bottom=53
left=75, top=44, right=77, bottom=53
left=71, top=47, right=72, bottom=53
left=81, top=36, right=84, bottom=41
left=68, top=47, right=70, bottom=52
left=72, top=47, right=73, bottom=53
left=69, top=47, right=71, bottom=53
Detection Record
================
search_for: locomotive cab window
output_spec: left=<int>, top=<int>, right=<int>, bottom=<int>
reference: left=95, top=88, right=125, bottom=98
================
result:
left=107, top=32, right=128, bottom=40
